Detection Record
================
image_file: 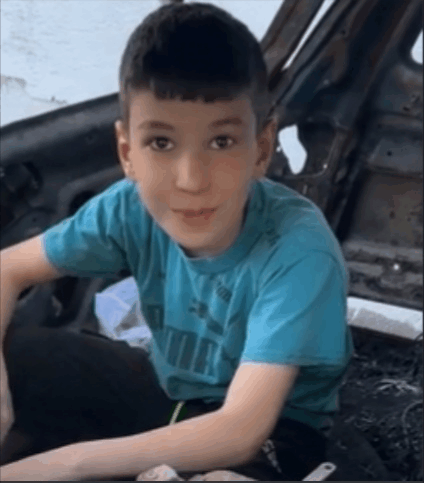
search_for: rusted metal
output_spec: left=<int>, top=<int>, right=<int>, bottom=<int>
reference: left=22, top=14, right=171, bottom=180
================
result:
left=0, top=94, right=119, bottom=167
left=343, top=239, right=422, bottom=311
left=260, top=0, right=325, bottom=81
left=268, top=0, right=422, bottom=125
left=265, top=0, right=357, bottom=111
left=344, top=174, right=422, bottom=248
left=264, top=0, right=422, bottom=309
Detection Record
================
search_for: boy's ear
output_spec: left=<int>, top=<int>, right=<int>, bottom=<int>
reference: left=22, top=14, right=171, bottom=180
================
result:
left=254, top=116, right=279, bottom=177
left=115, top=120, right=135, bottom=180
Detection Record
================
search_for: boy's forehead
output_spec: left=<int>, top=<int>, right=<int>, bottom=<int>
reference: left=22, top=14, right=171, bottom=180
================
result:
left=129, top=90, right=256, bottom=129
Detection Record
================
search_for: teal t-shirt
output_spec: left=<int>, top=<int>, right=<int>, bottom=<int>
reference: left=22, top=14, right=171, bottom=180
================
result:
left=42, top=176, right=353, bottom=434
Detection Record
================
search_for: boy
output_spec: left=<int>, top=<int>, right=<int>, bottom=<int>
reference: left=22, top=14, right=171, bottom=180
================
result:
left=0, top=2, right=353, bottom=481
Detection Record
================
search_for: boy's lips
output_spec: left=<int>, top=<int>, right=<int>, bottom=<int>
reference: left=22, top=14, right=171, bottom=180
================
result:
left=173, top=207, right=217, bottom=215
left=173, top=206, right=218, bottom=223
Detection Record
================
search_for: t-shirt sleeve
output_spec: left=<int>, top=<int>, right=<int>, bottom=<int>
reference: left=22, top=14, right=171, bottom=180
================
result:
left=241, top=250, right=348, bottom=366
left=41, top=181, right=131, bottom=278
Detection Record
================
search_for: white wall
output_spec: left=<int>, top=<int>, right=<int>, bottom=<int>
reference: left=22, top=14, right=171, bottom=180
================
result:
left=1, top=0, right=158, bottom=125
left=0, top=0, right=282, bottom=126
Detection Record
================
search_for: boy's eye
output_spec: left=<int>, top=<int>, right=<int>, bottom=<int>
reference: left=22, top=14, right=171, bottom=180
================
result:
left=148, top=137, right=174, bottom=151
left=146, top=135, right=235, bottom=152
left=210, top=135, right=235, bottom=150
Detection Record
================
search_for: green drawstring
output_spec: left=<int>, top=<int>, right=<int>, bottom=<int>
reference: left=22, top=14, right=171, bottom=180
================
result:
left=169, top=401, right=185, bottom=425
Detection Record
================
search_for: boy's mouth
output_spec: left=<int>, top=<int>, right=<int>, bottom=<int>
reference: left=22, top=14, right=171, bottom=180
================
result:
left=173, top=207, right=218, bottom=223
left=182, top=208, right=215, bottom=216
left=173, top=207, right=217, bottom=215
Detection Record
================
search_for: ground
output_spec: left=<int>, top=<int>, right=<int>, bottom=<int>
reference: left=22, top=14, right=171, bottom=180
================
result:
left=333, top=327, right=423, bottom=481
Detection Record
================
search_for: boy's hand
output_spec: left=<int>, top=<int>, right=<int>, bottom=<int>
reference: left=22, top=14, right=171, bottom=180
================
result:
left=0, top=351, right=15, bottom=446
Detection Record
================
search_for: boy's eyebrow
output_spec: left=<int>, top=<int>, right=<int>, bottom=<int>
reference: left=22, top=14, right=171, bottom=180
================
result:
left=210, top=116, right=244, bottom=128
left=138, top=121, right=175, bottom=131
left=138, top=116, right=244, bottom=131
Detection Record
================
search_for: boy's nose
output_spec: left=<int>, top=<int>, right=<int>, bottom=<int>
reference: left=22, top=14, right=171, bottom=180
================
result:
left=175, top=156, right=211, bottom=193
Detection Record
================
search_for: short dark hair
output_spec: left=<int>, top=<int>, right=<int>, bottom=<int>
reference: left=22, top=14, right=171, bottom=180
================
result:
left=118, top=2, right=272, bottom=136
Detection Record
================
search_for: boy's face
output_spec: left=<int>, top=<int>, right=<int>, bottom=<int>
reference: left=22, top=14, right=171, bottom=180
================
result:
left=115, top=90, right=276, bottom=258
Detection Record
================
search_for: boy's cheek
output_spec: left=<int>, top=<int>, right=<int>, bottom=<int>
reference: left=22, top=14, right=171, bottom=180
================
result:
left=132, top=162, right=168, bottom=187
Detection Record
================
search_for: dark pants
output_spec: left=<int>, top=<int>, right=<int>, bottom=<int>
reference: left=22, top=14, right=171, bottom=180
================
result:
left=1, top=325, right=327, bottom=480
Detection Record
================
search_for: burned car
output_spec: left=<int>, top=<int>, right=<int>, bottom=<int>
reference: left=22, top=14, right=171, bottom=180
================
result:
left=0, top=0, right=422, bottom=480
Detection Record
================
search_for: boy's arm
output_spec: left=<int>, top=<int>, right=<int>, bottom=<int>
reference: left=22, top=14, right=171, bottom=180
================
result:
left=72, top=362, right=299, bottom=480
left=80, top=363, right=298, bottom=480
left=1, top=235, right=63, bottom=345
left=0, top=362, right=298, bottom=481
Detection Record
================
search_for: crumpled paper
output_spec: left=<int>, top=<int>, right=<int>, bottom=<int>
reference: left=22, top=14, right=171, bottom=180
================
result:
left=94, top=276, right=152, bottom=350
